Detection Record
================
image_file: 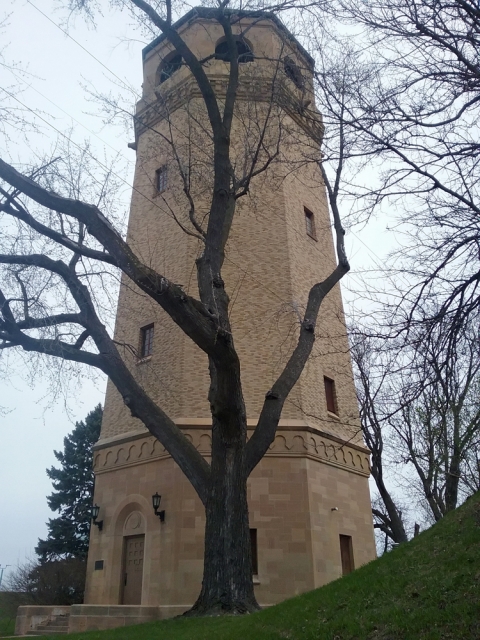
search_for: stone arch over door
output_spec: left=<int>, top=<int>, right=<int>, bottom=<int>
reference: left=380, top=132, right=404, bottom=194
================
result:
left=123, top=510, right=146, bottom=536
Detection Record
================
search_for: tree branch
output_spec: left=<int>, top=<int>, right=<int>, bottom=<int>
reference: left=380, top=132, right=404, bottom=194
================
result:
left=245, top=263, right=349, bottom=474
left=0, top=158, right=221, bottom=355
left=0, top=252, right=212, bottom=501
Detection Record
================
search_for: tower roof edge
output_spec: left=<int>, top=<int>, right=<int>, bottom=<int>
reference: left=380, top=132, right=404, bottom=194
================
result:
left=142, top=6, right=314, bottom=69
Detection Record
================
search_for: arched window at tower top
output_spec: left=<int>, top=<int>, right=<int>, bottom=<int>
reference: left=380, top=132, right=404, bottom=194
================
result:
left=158, top=53, right=183, bottom=84
left=284, top=56, right=304, bottom=89
left=215, top=37, right=254, bottom=63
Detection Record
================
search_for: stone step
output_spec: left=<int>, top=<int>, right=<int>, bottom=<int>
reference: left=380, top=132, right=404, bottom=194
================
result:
left=37, top=624, right=69, bottom=630
left=32, top=616, right=70, bottom=635
left=41, top=617, right=69, bottom=626
left=29, top=630, right=68, bottom=636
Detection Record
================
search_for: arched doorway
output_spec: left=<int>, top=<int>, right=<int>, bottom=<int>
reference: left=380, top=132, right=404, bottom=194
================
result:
left=121, top=511, right=146, bottom=605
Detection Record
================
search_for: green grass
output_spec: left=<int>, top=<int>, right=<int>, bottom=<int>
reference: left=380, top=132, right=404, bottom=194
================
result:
left=0, top=593, right=15, bottom=638
left=19, top=493, right=480, bottom=639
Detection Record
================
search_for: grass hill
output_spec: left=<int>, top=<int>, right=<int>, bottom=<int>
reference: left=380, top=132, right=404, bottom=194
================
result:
left=5, top=491, right=480, bottom=639
left=0, top=593, right=15, bottom=638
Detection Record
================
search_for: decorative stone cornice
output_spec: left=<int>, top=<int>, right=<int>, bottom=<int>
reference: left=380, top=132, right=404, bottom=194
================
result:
left=134, top=72, right=323, bottom=146
left=93, top=422, right=370, bottom=477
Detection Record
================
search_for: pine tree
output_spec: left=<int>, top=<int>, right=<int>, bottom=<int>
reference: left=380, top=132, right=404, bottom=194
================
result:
left=35, top=405, right=102, bottom=562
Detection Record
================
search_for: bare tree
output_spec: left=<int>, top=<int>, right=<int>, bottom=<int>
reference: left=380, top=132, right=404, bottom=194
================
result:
left=311, top=0, right=480, bottom=337
left=351, top=333, right=408, bottom=543
left=303, top=0, right=480, bottom=536
left=1, top=559, right=86, bottom=608
left=391, top=318, right=480, bottom=522
left=352, top=313, right=480, bottom=532
left=0, top=3, right=349, bottom=615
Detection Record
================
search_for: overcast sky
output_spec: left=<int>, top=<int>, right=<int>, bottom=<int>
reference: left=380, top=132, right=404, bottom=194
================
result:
left=0, top=0, right=391, bottom=580
left=0, top=0, right=147, bottom=577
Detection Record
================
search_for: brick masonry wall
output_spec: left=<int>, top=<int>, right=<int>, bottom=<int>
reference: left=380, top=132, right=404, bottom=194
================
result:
left=100, top=17, right=360, bottom=442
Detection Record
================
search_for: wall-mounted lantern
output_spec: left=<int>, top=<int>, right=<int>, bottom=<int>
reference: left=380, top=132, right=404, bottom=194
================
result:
left=91, top=504, right=103, bottom=531
left=152, top=492, right=165, bottom=523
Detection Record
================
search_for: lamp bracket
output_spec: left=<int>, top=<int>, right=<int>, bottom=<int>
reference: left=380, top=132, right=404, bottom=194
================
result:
left=93, top=519, right=103, bottom=531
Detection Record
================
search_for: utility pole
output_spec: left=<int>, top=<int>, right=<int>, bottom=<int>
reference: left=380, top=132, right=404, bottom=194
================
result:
left=0, top=565, right=11, bottom=588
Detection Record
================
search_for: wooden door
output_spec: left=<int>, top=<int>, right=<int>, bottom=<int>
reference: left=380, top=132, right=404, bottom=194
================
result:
left=339, top=534, right=354, bottom=575
left=122, top=535, right=145, bottom=604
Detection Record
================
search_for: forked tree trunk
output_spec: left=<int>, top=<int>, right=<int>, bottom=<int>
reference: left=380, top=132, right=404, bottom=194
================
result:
left=375, top=473, right=408, bottom=543
left=445, top=454, right=461, bottom=514
left=187, top=416, right=260, bottom=615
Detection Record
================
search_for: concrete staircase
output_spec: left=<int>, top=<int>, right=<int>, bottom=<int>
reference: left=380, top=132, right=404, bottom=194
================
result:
left=30, top=613, right=70, bottom=635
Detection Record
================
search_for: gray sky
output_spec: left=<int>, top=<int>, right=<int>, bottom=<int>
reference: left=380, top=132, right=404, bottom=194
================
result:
left=0, top=0, right=145, bottom=576
left=0, top=0, right=391, bottom=579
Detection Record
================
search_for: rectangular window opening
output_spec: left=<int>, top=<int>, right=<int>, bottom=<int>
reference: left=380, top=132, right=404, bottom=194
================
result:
left=156, top=166, right=168, bottom=193
left=304, top=207, right=316, bottom=240
left=140, top=324, right=154, bottom=358
left=250, top=528, right=258, bottom=576
left=324, top=376, right=337, bottom=414
left=339, top=535, right=354, bottom=575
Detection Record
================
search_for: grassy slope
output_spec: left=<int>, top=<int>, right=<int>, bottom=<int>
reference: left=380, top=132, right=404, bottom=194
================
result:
left=22, top=492, right=480, bottom=640
left=0, top=593, right=15, bottom=638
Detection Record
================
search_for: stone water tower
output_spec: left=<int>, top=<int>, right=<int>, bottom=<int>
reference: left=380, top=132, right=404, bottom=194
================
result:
left=84, top=7, right=376, bottom=618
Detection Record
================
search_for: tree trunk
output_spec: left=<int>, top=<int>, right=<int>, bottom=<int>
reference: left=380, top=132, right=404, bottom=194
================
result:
left=369, top=443, right=408, bottom=543
left=445, top=455, right=461, bottom=513
left=187, top=416, right=259, bottom=616
left=376, top=476, right=408, bottom=543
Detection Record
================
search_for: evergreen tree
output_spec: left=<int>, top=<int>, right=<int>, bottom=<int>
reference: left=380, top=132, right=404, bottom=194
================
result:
left=35, top=405, right=102, bottom=562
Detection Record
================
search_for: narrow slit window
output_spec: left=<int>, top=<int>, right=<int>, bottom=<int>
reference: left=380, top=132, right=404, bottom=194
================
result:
left=304, top=207, right=316, bottom=239
left=339, top=535, right=354, bottom=575
left=284, top=56, right=304, bottom=89
left=324, top=376, right=337, bottom=414
left=250, top=528, right=258, bottom=575
left=140, top=324, right=154, bottom=358
left=156, top=166, right=168, bottom=193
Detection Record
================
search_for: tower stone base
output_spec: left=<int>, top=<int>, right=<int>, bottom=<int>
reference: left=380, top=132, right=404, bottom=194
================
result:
left=83, top=420, right=375, bottom=611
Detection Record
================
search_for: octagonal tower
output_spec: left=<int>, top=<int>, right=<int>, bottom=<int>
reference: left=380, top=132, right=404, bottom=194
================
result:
left=84, top=7, right=376, bottom=617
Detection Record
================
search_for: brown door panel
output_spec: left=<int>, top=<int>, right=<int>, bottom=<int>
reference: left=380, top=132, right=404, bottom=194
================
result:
left=122, top=535, right=145, bottom=604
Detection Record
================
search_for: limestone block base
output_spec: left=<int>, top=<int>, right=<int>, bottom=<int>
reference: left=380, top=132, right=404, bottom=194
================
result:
left=15, top=606, right=70, bottom=636
left=15, top=602, right=276, bottom=635
left=15, top=604, right=202, bottom=635
left=69, top=604, right=162, bottom=632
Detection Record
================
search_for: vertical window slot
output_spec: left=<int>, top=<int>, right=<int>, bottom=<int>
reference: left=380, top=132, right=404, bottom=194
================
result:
left=304, top=207, right=316, bottom=239
left=324, top=376, right=337, bottom=414
left=140, top=324, right=154, bottom=358
left=250, top=528, right=258, bottom=576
